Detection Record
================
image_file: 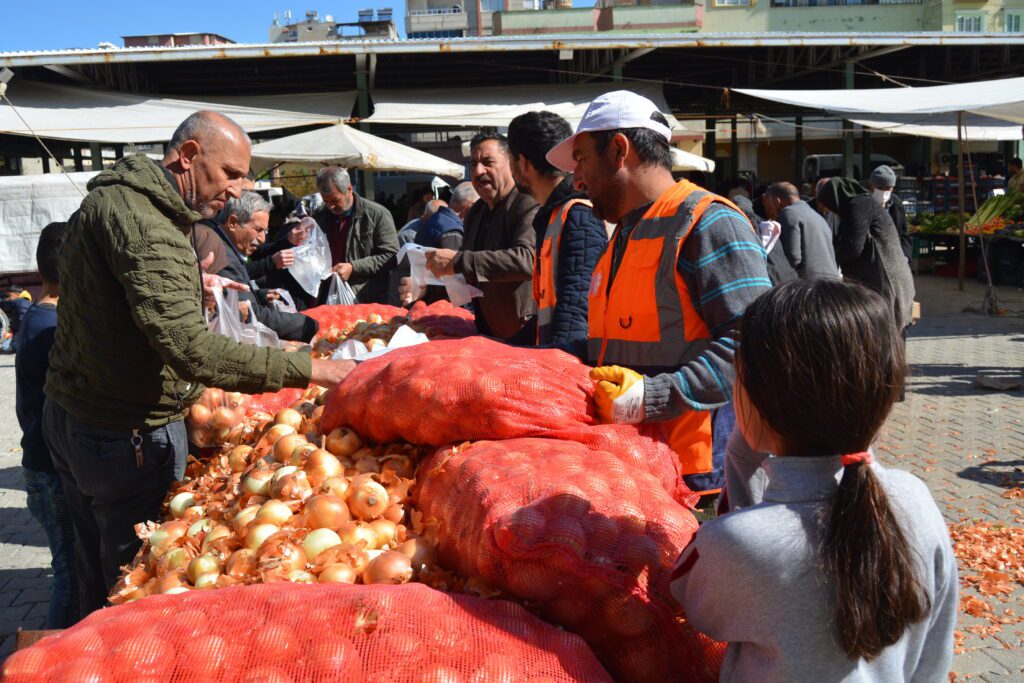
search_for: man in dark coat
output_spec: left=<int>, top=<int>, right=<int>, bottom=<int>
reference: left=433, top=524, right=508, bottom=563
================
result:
left=870, top=165, right=912, bottom=261
left=312, top=167, right=399, bottom=304
left=762, top=182, right=840, bottom=281
left=425, top=134, right=540, bottom=339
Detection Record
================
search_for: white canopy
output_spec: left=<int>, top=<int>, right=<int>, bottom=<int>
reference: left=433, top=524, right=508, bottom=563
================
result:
left=0, top=171, right=96, bottom=273
left=0, top=81, right=342, bottom=144
left=848, top=113, right=1022, bottom=141
left=366, top=82, right=684, bottom=132
left=193, top=92, right=358, bottom=120
left=671, top=148, right=715, bottom=173
left=250, top=124, right=466, bottom=179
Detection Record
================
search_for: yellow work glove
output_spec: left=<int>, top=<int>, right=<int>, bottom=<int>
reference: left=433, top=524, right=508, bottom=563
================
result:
left=590, top=365, right=646, bottom=424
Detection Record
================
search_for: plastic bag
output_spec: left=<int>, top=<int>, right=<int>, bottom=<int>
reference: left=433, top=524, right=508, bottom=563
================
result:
left=325, top=272, right=357, bottom=306
left=288, top=224, right=332, bottom=298
left=207, top=287, right=282, bottom=349
left=3, top=583, right=614, bottom=683
left=416, top=439, right=724, bottom=683
left=266, top=288, right=297, bottom=313
left=397, top=243, right=483, bottom=308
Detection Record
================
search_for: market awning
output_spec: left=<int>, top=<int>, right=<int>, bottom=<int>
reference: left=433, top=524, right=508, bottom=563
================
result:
left=192, top=92, right=358, bottom=120
left=671, top=148, right=715, bottom=173
left=250, top=124, right=466, bottom=179
left=0, top=81, right=342, bottom=144
left=847, top=113, right=1022, bottom=141
left=365, top=82, right=685, bottom=132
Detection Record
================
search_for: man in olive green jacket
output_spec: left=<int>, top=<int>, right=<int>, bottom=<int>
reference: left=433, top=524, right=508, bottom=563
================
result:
left=43, top=111, right=352, bottom=616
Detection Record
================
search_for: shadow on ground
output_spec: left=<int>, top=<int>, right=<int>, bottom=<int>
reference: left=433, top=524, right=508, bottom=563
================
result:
left=958, top=458, right=1024, bottom=490
left=907, top=364, right=1024, bottom=398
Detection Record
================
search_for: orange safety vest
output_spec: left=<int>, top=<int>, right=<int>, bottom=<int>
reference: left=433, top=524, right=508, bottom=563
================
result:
left=587, top=180, right=751, bottom=488
left=533, top=198, right=593, bottom=345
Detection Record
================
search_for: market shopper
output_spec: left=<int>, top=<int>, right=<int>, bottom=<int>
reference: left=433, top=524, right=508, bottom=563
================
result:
left=195, top=191, right=319, bottom=342
left=671, top=280, right=957, bottom=681
left=312, top=167, right=399, bottom=304
left=507, top=110, right=608, bottom=348
left=426, top=134, right=540, bottom=339
left=546, top=90, right=772, bottom=497
left=762, top=181, right=840, bottom=280
left=817, top=177, right=915, bottom=331
left=16, top=221, right=79, bottom=629
left=43, top=111, right=354, bottom=616
left=1007, top=157, right=1024, bottom=194
left=870, top=165, right=912, bottom=260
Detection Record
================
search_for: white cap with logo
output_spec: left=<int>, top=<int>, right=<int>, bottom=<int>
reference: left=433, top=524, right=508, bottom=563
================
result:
left=546, top=90, right=673, bottom=173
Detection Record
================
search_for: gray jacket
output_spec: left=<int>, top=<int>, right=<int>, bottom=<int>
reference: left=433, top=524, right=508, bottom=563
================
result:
left=313, top=194, right=398, bottom=304
left=777, top=201, right=841, bottom=280
left=672, top=455, right=957, bottom=683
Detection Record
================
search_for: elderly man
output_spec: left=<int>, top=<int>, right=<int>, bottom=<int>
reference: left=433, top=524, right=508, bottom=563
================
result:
left=397, top=198, right=446, bottom=246
left=869, top=165, right=911, bottom=261
left=416, top=183, right=478, bottom=250
left=312, top=167, right=398, bottom=304
left=426, top=134, right=539, bottom=339
left=762, top=182, right=840, bottom=281
left=44, top=111, right=353, bottom=615
left=547, top=90, right=772, bottom=499
left=194, top=191, right=319, bottom=342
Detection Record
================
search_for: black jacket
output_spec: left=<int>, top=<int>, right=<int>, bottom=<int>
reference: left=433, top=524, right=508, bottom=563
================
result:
left=886, top=193, right=913, bottom=260
left=196, top=220, right=319, bottom=342
left=313, top=194, right=399, bottom=304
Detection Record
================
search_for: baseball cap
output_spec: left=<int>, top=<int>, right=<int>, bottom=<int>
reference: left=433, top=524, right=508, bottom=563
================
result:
left=546, top=90, right=673, bottom=173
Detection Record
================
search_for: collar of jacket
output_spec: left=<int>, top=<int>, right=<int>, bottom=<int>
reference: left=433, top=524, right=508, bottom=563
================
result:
left=349, top=192, right=366, bottom=222
left=761, top=455, right=853, bottom=504
left=87, top=154, right=201, bottom=232
left=202, top=218, right=248, bottom=263
left=542, top=176, right=579, bottom=212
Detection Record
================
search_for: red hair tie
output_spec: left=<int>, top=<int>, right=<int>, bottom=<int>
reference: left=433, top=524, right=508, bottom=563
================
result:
left=841, top=451, right=873, bottom=467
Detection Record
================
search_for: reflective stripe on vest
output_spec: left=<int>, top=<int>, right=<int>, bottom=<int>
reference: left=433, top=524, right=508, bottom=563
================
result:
left=533, top=198, right=593, bottom=345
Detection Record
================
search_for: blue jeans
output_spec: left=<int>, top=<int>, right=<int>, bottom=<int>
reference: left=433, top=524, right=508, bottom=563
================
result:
left=23, top=467, right=79, bottom=628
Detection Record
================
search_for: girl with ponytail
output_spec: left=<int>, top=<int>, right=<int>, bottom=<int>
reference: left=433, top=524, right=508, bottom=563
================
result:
left=671, top=280, right=958, bottom=681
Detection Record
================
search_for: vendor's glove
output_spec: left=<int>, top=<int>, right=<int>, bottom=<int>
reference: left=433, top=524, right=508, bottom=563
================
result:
left=590, top=366, right=646, bottom=424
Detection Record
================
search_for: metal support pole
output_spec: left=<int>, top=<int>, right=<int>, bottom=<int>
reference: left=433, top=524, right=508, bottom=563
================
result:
left=730, top=116, right=738, bottom=180
left=861, top=130, right=872, bottom=182
left=957, top=111, right=966, bottom=291
left=706, top=117, right=718, bottom=185
left=794, top=114, right=803, bottom=184
left=89, top=143, right=102, bottom=171
left=842, top=63, right=855, bottom=178
left=72, top=146, right=84, bottom=172
left=354, top=54, right=374, bottom=199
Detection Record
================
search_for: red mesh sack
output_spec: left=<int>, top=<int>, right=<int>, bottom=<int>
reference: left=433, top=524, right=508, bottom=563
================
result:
left=415, top=439, right=724, bottom=683
left=2, top=583, right=613, bottom=683
left=244, top=388, right=308, bottom=415
left=322, top=337, right=598, bottom=445
left=407, top=300, right=477, bottom=339
left=303, top=303, right=408, bottom=331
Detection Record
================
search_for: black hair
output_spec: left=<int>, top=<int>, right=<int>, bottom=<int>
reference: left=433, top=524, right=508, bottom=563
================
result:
left=470, top=133, right=511, bottom=158
left=507, top=111, right=573, bottom=178
left=1010, top=157, right=1023, bottom=169
left=36, top=222, right=70, bottom=285
left=589, top=111, right=673, bottom=171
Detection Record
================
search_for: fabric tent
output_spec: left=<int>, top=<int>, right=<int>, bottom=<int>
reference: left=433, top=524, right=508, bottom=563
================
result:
left=366, top=82, right=685, bottom=132
left=0, top=81, right=341, bottom=144
left=192, top=92, right=357, bottom=120
left=847, top=114, right=1022, bottom=141
left=0, top=171, right=96, bottom=273
left=671, top=147, right=715, bottom=173
left=250, top=124, right=466, bottom=179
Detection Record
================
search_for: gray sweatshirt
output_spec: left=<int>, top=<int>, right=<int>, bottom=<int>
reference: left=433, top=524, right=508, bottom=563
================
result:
left=777, top=201, right=841, bottom=281
left=671, top=456, right=958, bottom=683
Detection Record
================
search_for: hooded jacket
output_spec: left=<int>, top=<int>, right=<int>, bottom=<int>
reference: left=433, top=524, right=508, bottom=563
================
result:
left=45, top=155, right=312, bottom=430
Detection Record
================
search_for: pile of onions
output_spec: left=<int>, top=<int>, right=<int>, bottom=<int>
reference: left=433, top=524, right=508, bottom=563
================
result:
left=110, top=405, right=435, bottom=603
left=185, top=388, right=254, bottom=448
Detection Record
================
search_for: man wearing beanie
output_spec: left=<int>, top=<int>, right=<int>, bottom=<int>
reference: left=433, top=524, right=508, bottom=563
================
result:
left=870, top=165, right=912, bottom=261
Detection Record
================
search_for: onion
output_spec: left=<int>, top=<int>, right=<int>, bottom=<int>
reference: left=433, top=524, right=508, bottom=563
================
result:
left=362, top=551, right=413, bottom=585
left=368, top=519, right=397, bottom=548
left=183, top=505, right=206, bottom=521
left=383, top=499, right=405, bottom=524
left=338, top=521, right=378, bottom=550
left=291, top=401, right=317, bottom=418
left=169, top=492, right=196, bottom=519
left=202, top=387, right=225, bottom=409
left=318, top=564, right=357, bottom=584
left=254, top=537, right=307, bottom=576
left=254, top=424, right=296, bottom=457
left=210, top=406, right=237, bottom=432
left=271, top=465, right=299, bottom=483
left=399, top=538, right=437, bottom=573
left=164, top=586, right=191, bottom=595
left=303, top=495, right=351, bottom=531
left=224, top=391, right=245, bottom=409
left=321, top=476, right=350, bottom=499
left=242, top=469, right=274, bottom=497
left=225, top=549, right=257, bottom=580
left=288, top=570, right=316, bottom=584
left=231, top=505, right=260, bottom=535
left=255, top=499, right=293, bottom=526
left=289, top=442, right=318, bottom=466
left=187, top=554, right=222, bottom=584
left=273, top=434, right=308, bottom=464
left=348, top=477, right=389, bottom=520
left=149, top=519, right=189, bottom=554
left=201, top=525, right=232, bottom=554
left=274, top=408, right=304, bottom=431
left=188, top=403, right=211, bottom=428
left=271, top=471, right=312, bottom=502
left=246, top=523, right=279, bottom=550
left=381, top=455, right=415, bottom=479
left=303, top=528, right=343, bottom=561
left=227, top=445, right=255, bottom=473
left=187, top=518, right=213, bottom=539
left=193, top=572, right=221, bottom=589
left=156, top=571, right=189, bottom=594
left=304, top=449, right=343, bottom=487
left=325, top=427, right=361, bottom=458
left=156, top=547, right=191, bottom=576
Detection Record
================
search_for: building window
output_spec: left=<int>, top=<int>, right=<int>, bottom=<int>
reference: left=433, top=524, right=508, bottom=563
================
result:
left=480, top=0, right=504, bottom=11
left=955, top=11, right=986, bottom=32
left=1006, top=11, right=1023, bottom=32
left=147, top=36, right=160, bottom=45
left=715, top=0, right=751, bottom=6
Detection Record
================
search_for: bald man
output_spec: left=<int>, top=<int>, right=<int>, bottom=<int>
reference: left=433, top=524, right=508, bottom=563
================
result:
left=44, top=111, right=354, bottom=615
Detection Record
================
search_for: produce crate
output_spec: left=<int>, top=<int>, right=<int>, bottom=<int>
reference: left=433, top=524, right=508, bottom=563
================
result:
left=911, top=236, right=936, bottom=275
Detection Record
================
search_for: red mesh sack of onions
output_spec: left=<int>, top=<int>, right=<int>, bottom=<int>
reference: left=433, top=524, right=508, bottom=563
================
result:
left=407, top=300, right=477, bottom=339
left=2, top=583, right=613, bottom=683
left=303, top=303, right=408, bottom=331
left=415, top=439, right=725, bottom=683
left=321, top=337, right=598, bottom=446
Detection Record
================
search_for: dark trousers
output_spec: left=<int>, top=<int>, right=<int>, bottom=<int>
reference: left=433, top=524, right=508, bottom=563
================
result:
left=23, top=467, right=79, bottom=628
left=42, top=399, right=187, bottom=616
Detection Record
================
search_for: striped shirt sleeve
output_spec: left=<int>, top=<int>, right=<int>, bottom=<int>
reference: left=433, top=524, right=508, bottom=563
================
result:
left=644, top=204, right=772, bottom=419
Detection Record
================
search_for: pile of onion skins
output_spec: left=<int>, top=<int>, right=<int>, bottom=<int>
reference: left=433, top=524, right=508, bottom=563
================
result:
left=111, top=393, right=437, bottom=603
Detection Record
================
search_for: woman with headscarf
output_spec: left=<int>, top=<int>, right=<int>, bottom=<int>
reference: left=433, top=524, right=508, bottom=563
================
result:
left=816, top=177, right=915, bottom=331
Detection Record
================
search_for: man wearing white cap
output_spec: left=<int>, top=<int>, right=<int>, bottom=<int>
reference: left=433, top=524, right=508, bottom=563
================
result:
left=547, top=90, right=772, bottom=500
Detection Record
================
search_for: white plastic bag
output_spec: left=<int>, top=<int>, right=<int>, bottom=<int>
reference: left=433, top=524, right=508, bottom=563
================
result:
left=325, top=273, right=357, bottom=306
left=396, top=243, right=483, bottom=308
left=288, top=224, right=332, bottom=298
left=266, top=288, right=297, bottom=314
left=208, top=287, right=283, bottom=348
